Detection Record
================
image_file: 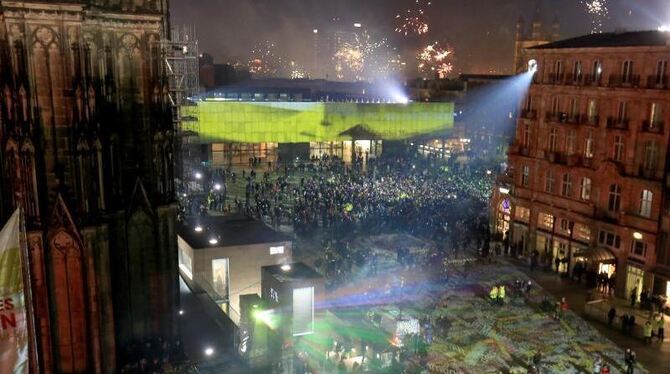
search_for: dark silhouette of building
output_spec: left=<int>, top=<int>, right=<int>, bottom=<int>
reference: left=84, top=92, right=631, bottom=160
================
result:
left=0, top=1, right=178, bottom=372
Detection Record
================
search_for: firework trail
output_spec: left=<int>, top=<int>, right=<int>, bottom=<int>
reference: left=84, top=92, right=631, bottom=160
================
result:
left=395, top=0, right=432, bottom=36
left=582, top=0, right=609, bottom=34
left=417, top=42, right=455, bottom=79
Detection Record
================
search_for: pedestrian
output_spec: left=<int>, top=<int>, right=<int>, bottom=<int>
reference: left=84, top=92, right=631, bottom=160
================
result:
left=621, top=314, right=629, bottom=334
left=607, top=307, right=616, bottom=327
left=624, top=348, right=636, bottom=374
left=600, top=364, right=610, bottom=374
left=593, top=356, right=602, bottom=374
left=655, top=313, right=665, bottom=342
left=628, top=314, right=636, bottom=336
left=532, top=351, right=542, bottom=370
left=630, top=287, right=637, bottom=308
left=498, top=284, right=506, bottom=305
left=525, top=280, right=532, bottom=295
left=643, top=320, right=653, bottom=344
left=489, top=285, right=499, bottom=305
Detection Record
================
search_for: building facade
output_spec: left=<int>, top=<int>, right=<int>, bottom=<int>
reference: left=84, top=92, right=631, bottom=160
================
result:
left=0, top=1, right=178, bottom=372
left=492, top=31, right=670, bottom=302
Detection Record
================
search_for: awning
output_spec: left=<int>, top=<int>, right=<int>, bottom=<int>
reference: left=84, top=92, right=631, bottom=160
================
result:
left=573, top=247, right=616, bottom=264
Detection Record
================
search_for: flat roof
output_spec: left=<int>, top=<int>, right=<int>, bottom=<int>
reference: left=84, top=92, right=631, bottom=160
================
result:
left=263, top=262, right=323, bottom=283
left=178, top=215, right=291, bottom=249
left=531, top=30, right=669, bottom=50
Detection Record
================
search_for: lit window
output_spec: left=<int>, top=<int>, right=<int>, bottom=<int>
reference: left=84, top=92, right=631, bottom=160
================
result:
left=640, top=190, right=653, bottom=218
left=539, top=212, right=554, bottom=230
left=270, top=246, right=285, bottom=255
left=580, top=177, right=592, bottom=201
left=613, top=135, right=624, bottom=161
left=584, top=130, right=595, bottom=158
left=522, top=165, right=530, bottom=187
left=548, top=128, right=558, bottom=152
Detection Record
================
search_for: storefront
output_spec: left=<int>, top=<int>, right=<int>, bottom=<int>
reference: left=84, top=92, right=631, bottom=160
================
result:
left=625, top=263, right=645, bottom=303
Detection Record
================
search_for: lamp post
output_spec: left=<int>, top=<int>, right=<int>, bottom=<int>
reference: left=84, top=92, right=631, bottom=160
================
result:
left=567, top=221, right=575, bottom=277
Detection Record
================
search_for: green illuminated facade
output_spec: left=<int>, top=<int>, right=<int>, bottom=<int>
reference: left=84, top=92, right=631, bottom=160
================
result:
left=182, top=101, right=454, bottom=144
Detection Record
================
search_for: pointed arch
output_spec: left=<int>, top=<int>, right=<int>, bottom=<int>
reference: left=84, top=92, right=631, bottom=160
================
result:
left=5, top=137, right=22, bottom=210
left=20, top=138, right=39, bottom=219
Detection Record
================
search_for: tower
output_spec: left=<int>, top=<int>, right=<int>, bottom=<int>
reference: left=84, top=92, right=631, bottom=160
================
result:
left=0, top=1, right=178, bottom=372
left=512, top=8, right=558, bottom=74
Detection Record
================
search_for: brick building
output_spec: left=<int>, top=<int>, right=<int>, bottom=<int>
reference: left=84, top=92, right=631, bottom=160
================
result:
left=0, top=1, right=178, bottom=372
left=492, top=30, right=670, bottom=303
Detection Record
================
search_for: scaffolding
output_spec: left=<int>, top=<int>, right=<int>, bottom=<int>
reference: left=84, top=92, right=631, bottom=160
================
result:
left=159, top=24, right=200, bottom=182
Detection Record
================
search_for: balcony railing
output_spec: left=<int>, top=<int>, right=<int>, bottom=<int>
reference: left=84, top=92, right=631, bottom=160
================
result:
left=646, top=75, right=669, bottom=89
left=545, top=151, right=568, bottom=164
left=564, top=74, right=585, bottom=86
left=520, top=110, right=537, bottom=119
left=608, top=74, right=641, bottom=88
left=606, top=117, right=630, bottom=130
left=584, top=115, right=600, bottom=127
left=582, top=157, right=594, bottom=168
left=583, top=74, right=604, bottom=87
left=641, top=120, right=665, bottom=134
left=544, top=73, right=565, bottom=85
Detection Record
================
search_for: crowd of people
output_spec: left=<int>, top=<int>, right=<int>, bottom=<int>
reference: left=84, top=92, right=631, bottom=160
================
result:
left=118, top=338, right=194, bottom=374
left=180, top=153, right=494, bottom=253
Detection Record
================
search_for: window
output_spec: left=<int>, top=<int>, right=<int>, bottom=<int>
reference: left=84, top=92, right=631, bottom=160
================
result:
left=643, top=141, right=658, bottom=171
left=525, top=96, right=533, bottom=112
left=650, top=102, right=663, bottom=125
left=566, top=129, right=576, bottom=155
left=559, top=218, right=572, bottom=233
left=584, top=130, right=594, bottom=158
left=569, top=98, right=579, bottom=118
left=656, top=60, right=667, bottom=84
left=522, top=165, right=530, bottom=187
left=554, top=60, right=563, bottom=80
left=608, top=184, right=622, bottom=212
left=599, top=230, right=621, bottom=249
left=587, top=99, right=598, bottom=122
left=545, top=170, right=554, bottom=193
left=515, top=206, right=530, bottom=222
left=561, top=173, right=572, bottom=197
left=548, top=127, right=558, bottom=152
left=622, top=60, right=634, bottom=83
left=592, top=60, right=602, bottom=80
left=522, top=123, right=531, bottom=147
left=539, top=212, right=554, bottom=230
left=270, top=246, right=285, bottom=255
left=580, top=177, right=592, bottom=200
left=613, top=135, right=624, bottom=161
left=631, top=240, right=647, bottom=259
left=575, top=223, right=591, bottom=242
left=616, top=101, right=627, bottom=123
left=551, top=97, right=560, bottom=115
left=573, top=61, right=582, bottom=81
left=640, top=189, right=653, bottom=218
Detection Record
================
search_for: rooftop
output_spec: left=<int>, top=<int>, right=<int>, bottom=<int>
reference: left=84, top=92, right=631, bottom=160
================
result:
left=531, top=30, right=669, bottom=50
left=263, top=262, right=323, bottom=283
left=178, top=215, right=292, bottom=249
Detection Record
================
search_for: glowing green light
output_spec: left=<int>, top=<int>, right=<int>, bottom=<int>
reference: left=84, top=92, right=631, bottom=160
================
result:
left=182, top=101, right=454, bottom=144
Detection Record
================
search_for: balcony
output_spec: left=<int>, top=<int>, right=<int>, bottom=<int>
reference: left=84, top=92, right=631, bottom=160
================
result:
left=584, top=115, right=600, bottom=127
left=564, top=74, right=585, bottom=86
left=608, top=74, right=641, bottom=88
left=606, top=117, right=630, bottom=130
left=583, top=74, right=604, bottom=87
left=641, top=120, right=664, bottom=134
left=646, top=75, right=669, bottom=90
left=545, top=151, right=568, bottom=165
left=638, top=166, right=663, bottom=180
left=544, top=73, right=565, bottom=85
left=520, top=110, right=537, bottom=120
left=582, top=157, right=594, bottom=168
left=509, top=143, right=530, bottom=157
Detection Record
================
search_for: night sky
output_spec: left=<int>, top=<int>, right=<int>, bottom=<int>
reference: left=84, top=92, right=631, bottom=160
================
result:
left=171, top=0, right=669, bottom=75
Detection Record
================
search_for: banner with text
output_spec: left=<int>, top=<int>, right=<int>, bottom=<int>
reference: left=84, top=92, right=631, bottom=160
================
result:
left=0, top=209, right=28, bottom=373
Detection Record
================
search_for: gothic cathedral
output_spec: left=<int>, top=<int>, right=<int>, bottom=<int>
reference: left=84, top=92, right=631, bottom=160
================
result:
left=0, top=1, right=177, bottom=372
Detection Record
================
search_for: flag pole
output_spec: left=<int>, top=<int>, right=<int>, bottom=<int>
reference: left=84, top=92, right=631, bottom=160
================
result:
left=18, top=208, right=40, bottom=374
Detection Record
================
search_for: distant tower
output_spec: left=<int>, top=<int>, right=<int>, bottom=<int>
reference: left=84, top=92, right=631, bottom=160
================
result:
left=512, top=8, right=557, bottom=74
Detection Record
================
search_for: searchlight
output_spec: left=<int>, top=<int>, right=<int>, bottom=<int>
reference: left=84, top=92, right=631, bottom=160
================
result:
left=528, top=59, right=538, bottom=73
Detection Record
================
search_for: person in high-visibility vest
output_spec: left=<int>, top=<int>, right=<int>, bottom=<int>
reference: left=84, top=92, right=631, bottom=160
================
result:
left=498, top=285, right=506, bottom=305
left=489, top=286, right=499, bottom=304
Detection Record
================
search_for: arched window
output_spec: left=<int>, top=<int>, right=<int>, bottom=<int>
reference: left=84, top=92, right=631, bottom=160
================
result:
left=640, top=189, right=653, bottom=218
left=561, top=173, right=572, bottom=197
left=20, top=140, right=39, bottom=219
left=76, top=139, right=90, bottom=214
left=580, top=177, right=592, bottom=200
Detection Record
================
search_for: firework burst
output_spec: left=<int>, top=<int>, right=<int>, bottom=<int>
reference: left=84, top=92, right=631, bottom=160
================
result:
left=582, top=0, right=609, bottom=34
left=333, top=31, right=388, bottom=80
left=395, top=0, right=431, bottom=36
left=417, top=42, right=455, bottom=79
left=248, top=41, right=284, bottom=77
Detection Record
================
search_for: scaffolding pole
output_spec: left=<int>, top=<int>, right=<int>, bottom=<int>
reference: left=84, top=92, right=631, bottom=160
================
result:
left=158, top=24, right=200, bottom=185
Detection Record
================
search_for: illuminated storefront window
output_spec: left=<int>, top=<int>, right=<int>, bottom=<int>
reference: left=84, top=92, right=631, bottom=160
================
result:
left=496, top=198, right=511, bottom=234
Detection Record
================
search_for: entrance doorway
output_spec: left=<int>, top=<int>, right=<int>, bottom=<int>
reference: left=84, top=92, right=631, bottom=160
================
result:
left=625, top=265, right=644, bottom=302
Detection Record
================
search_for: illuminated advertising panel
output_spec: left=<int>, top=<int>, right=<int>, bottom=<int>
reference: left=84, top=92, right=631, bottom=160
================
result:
left=292, top=287, right=314, bottom=336
left=182, top=101, right=454, bottom=144
left=211, top=258, right=230, bottom=300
